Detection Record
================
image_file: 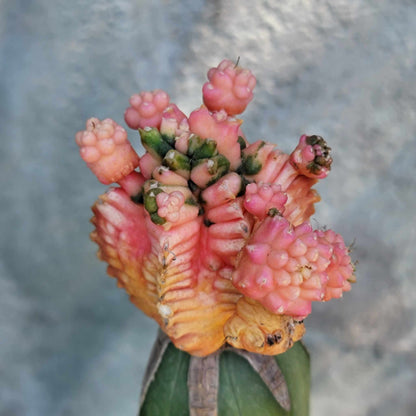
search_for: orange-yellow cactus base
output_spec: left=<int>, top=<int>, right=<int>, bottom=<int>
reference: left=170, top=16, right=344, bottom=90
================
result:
left=224, top=297, right=305, bottom=355
left=91, top=188, right=304, bottom=356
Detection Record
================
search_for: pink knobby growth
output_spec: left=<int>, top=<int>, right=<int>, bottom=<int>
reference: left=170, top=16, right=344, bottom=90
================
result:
left=290, top=134, right=332, bottom=179
left=203, top=59, right=256, bottom=115
left=233, top=216, right=354, bottom=319
left=188, top=107, right=242, bottom=169
left=318, top=229, right=354, bottom=301
left=75, top=118, right=139, bottom=185
left=160, top=104, right=190, bottom=154
left=244, top=182, right=287, bottom=219
left=160, top=104, right=187, bottom=131
left=156, top=191, right=185, bottom=223
left=124, top=90, right=171, bottom=130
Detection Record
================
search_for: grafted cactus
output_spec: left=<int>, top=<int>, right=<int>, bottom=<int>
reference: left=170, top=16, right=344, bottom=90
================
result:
left=76, top=58, right=355, bottom=415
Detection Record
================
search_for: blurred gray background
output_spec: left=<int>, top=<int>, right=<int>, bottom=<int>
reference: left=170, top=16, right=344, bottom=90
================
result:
left=1, top=0, right=415, bottom=415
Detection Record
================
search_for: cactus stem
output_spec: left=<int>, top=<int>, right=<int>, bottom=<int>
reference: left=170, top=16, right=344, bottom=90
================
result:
left=188, top=352, right=221, bottom=416
left=140, top=329, right=292, bottom=415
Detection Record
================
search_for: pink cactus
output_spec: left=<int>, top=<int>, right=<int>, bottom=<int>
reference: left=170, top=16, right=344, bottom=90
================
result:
left=188, top=107, right=242, bottom=169
left=244, top=182, right=287, bottom=219
left=75, top=118, right=139, bottom=185
left=118, top=171, right=145, bottom=196
left=320, top=229, right=355, bottom=301
left=124, top=89, right=171, bottom=130
left=203, top=59, right=256, bottom=115
left=233, top=215, right=352, bottom=319
left=77, top=59, right=355, bottom=356
left=290, top=134, right=332, bottom=179
left=161, top=104, right=187, bottom=130
left=138, top=151, right=161, bottom=179
left=156, top=191, right=185, bottom=223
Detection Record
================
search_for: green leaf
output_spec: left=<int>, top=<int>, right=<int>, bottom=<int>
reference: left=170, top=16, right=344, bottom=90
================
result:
left=140, top=343, right=190, bottom=416
left=218, top=342, right=310, bottom=416
left=218, top=351, right=287, bottom=416
left=275, top=342, right=310, bottom=416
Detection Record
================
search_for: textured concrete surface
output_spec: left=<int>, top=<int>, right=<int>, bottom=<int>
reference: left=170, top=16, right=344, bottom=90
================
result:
left=1, top=1, right=415, bottom=415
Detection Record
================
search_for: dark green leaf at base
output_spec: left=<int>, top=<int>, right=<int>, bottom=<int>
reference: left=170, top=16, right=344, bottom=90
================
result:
left=140, top=343, right=190, bottom=416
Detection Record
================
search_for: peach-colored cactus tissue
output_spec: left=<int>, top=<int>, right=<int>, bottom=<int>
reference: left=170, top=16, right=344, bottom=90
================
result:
left=76, top=59, right=355, bottom=356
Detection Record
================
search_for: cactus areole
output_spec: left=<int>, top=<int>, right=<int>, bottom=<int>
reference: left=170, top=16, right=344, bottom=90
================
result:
left=76, top=59, right=355, bottom=358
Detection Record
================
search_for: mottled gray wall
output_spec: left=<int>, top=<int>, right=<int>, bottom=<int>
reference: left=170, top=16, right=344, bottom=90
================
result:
left=1, top=1, right=415, bottom=415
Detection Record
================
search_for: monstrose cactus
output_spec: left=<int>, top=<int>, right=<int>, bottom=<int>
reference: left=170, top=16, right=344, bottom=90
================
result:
left=76, top=60, right=355, bottom=416
left=76, top=59, right=355, bottom=358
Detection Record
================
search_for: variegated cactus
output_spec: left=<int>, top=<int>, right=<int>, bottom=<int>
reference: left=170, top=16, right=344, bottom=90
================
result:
left=76, top=59, right=355, bottom=359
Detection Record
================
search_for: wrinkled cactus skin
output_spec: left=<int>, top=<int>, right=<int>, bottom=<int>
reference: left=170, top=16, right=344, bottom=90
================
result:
left=76, top=59, right=355, bottom=356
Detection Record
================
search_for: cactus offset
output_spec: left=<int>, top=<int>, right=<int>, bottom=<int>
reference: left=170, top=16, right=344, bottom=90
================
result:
left=76, top=59, right=355, bottom=356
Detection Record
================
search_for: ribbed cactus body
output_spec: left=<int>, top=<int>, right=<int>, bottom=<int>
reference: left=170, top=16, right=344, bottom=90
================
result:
left=76, top=59, right=355, bottom=357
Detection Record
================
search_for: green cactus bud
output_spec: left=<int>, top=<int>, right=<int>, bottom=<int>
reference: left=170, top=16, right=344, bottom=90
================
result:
left=185, top=197, right=199, bottom=206
left=143, top=192, right=158, bottom=214
left=139, top=127, right=173, bottom=159
left=206, top=154, right=231, bottom=185
left=143, top=188, right=167, bottom=225
left=161, top=132, right=176, bottom=147
left=241, top=154, right=262, bottom=175
left=143, top=184, right=163, bottom=214
left=149, top=212, right=166, bottom=225
left=192, top=138, right=218, bottom=160
left=163, top=149, right=191, bottom=172
left=240, top=141, right=267, bottom=175
left=187, top=135, right=205, bottom=157
left=238, top=135, right=247, bottom=150
left=208, top=155, right=230, bottom=174
left=191, top=155, right=231, bottom=189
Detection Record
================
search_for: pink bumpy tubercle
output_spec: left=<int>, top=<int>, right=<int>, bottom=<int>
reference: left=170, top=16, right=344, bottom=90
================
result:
left=156, top=191, right=185, bottom=223
left=75, top=118, right=139, bottom=185
left=124, top=90, right=170, bottom=130
left=203, top=59, right=256, bottom=115
left=244, top=182, right=287, bottom=219
left=290, top=134, right=332, bottom=179
left=319, top=229, right=354, bottom=301
left=188, top=107, right=242, bottom=169
left=233, top=215, right=354, bottom=319
left=161, top=104, right=187, bottom=128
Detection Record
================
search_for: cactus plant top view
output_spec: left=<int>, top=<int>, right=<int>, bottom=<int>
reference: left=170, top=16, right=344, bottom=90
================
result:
left=75, top=59, right=355, bottom=359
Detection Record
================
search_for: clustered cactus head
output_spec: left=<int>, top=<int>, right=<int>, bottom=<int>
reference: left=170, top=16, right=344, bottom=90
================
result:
left=76, top=59, right=355, bottom=357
